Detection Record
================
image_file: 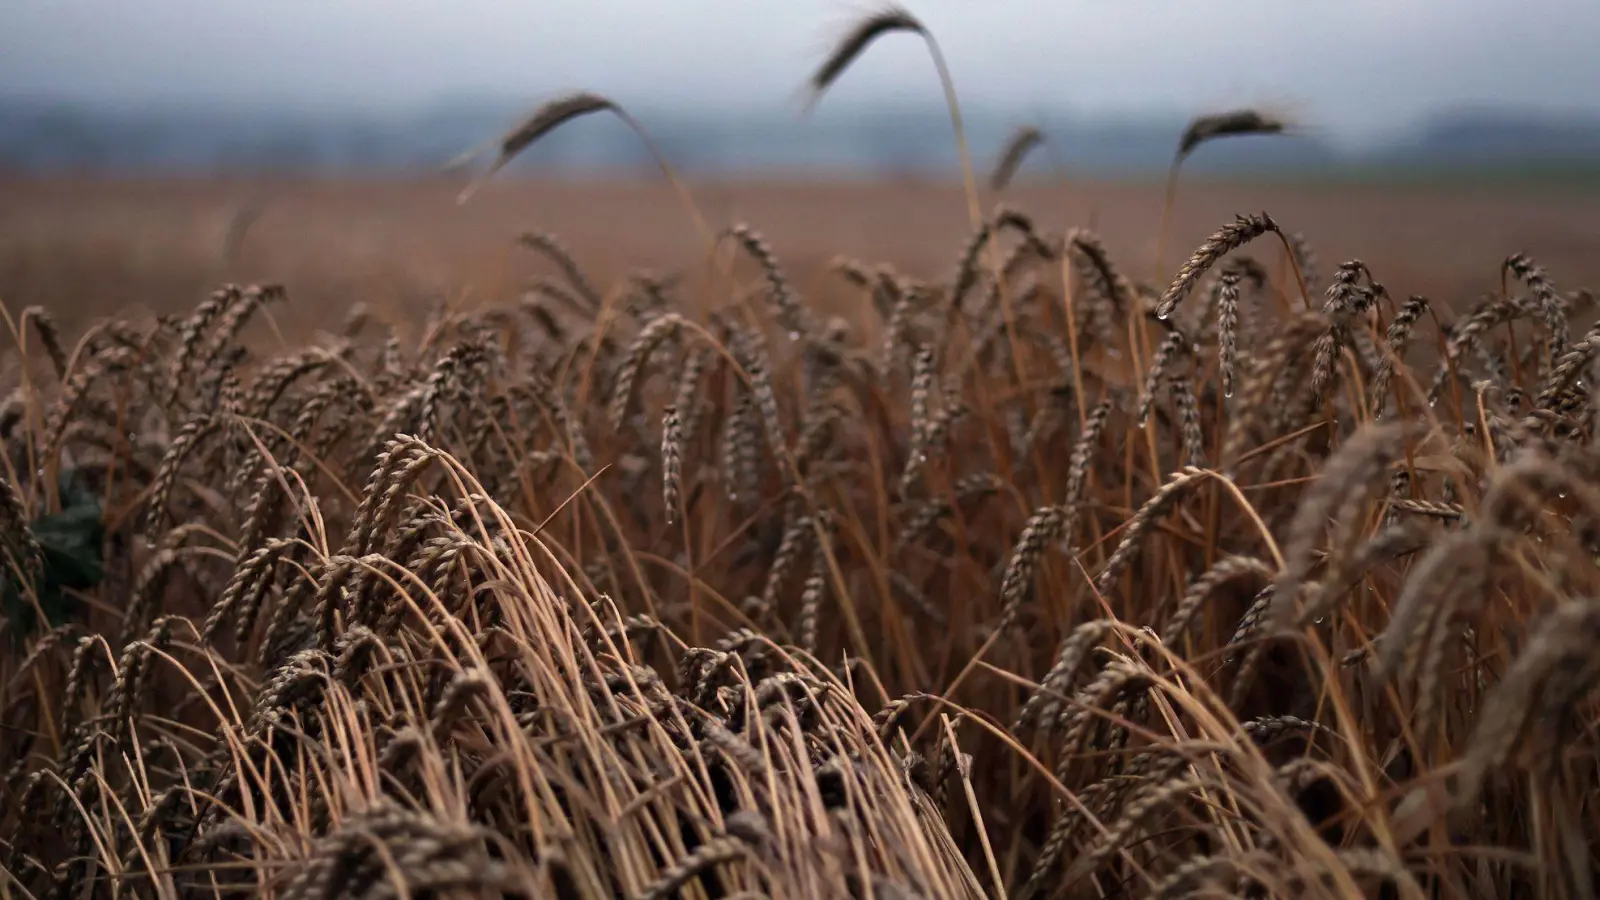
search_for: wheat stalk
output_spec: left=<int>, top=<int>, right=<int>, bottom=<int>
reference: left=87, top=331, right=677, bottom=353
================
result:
left=1155, top=108, right=1290, bottom=281
left=806, top=5, right=982, bottom=228
left=989, top=124, right=1045, bottom=191
left=1157, top=213, right=1282, bottom=320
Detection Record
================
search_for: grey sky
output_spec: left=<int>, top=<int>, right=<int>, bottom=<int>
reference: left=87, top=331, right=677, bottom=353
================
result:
left=6, top=0, right=1599, bottom=142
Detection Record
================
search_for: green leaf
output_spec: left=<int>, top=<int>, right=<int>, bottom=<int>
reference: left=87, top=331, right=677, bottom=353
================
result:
left=2, top=469, right=104, bottom=638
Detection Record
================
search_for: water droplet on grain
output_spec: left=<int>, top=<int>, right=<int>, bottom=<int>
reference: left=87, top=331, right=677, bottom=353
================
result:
left=1429, top=399, right=1438, bottom=408
left=788, top=331, right=801, bottom=342
left=1156, top=310, right=1171, bottom=321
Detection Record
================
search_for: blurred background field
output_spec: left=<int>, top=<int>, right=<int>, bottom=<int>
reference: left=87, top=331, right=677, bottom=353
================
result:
left=6, top=0, right=1600, bottom=331
left=7, top=175, right=1600, bottom=336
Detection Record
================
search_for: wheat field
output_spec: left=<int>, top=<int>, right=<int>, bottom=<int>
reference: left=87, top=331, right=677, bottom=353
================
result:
left=6, top=11, right=1600, bottom=900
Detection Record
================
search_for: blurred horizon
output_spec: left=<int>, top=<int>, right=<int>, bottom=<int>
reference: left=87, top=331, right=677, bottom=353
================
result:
left=5, top=94, right=1600, bottom=178
left=5, top=0, right=1600, bottom=178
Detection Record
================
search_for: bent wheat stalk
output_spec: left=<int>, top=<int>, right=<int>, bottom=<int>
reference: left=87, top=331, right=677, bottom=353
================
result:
left=805, top=5, right=981, bottom=228
left=990, top=124, right=1045, bottom=191
left=456, top=90, right=712, bottom=244
left=1155, top=108, right=1290, bottom=277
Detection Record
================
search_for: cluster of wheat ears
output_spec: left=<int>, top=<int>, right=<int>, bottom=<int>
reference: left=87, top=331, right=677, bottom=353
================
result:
left=5, top=7, right=1600, bottom=900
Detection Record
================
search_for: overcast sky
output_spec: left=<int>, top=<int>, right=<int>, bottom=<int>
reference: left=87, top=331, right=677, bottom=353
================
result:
left=6, top=1, right=1599, bottom=143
